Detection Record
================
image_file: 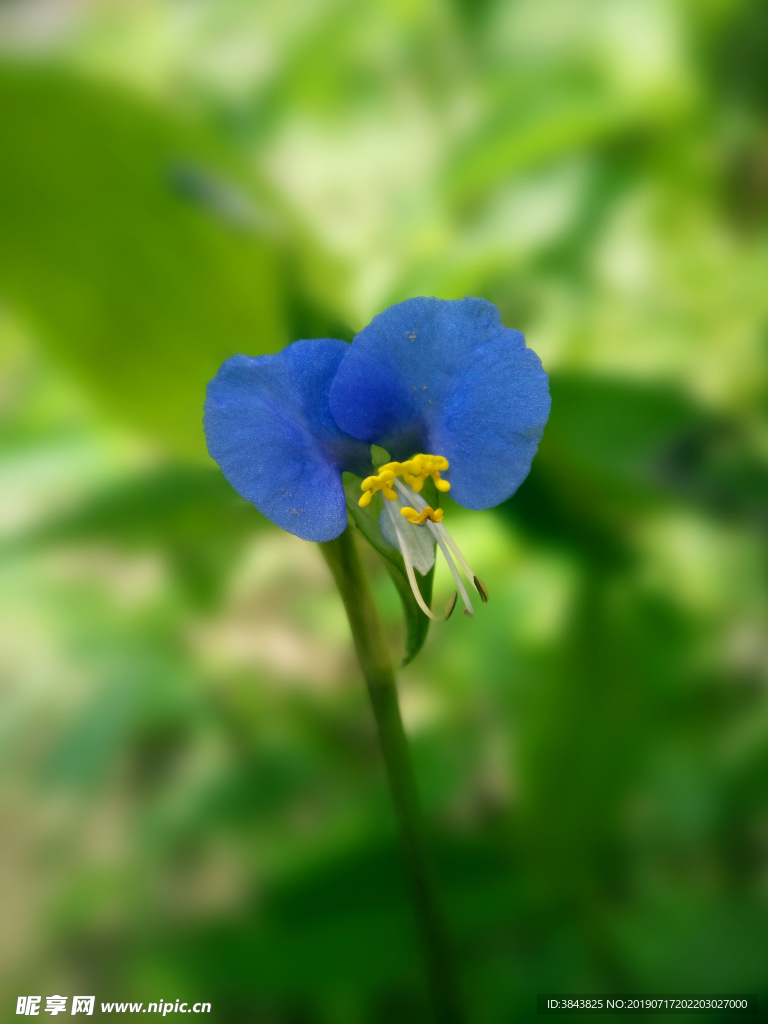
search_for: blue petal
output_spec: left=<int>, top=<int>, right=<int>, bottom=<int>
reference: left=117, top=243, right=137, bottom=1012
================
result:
left=204, top=340, right=370, bottom=542
left=329, top=297, right=551, bottom=510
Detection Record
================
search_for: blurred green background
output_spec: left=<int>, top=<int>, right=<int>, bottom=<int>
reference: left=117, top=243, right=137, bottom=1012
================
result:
left=1, top=0, right=768, bottom=1020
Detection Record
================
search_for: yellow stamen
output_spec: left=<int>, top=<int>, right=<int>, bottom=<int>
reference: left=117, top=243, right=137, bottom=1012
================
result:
left=400, top=505, right=444, bottom=525
left=359, top=453, right=450, bottom=507
left=359, top=468, right=398, bottom=504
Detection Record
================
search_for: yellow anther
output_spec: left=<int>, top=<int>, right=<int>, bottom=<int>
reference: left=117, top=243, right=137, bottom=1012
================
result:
left=358, top=468, right=398, bottom=506
left=358, top=452, right=450, bottom=506
left=400, top=506, right=444, bottom=525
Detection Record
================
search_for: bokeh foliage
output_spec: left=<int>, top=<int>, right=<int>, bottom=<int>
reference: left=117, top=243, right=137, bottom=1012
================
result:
left=0, top=67, right=287, bottom=456
left=1, top=0, right=768, bottom=1021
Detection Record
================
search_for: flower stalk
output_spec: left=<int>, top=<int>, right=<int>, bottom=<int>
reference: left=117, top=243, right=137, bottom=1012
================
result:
left=320, top=524, right=466, bottom=1024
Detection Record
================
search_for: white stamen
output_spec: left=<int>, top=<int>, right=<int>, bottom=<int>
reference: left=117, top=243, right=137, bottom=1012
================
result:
left=381, top=489, right=435, bottom=574
left=435, top=522, right=475, bottom=580
left=395, top=479, right=427, bottom=511
left=393, top=521, right=441, bottom=621
left=428, top=521, right=474, bottom=617
left=393, top=479, right=475, bottom=618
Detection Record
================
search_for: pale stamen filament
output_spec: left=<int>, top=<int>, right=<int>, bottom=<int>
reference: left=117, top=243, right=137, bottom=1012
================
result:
left=392, top=521, right=441, bottom=621
left=435, top=525, right=488, bottom=603
left=428, top=522, right=475, bottom=618
left=393, top=479, right=486, bottom=609
left=392, top=482, right=474, bottom=616
left=435, top=523, right=474, bottom=580
left=394, top=478, right=427, bottom=511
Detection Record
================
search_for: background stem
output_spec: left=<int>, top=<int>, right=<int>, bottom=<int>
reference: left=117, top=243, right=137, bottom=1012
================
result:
left=321, top=525, right=466, bottom=1024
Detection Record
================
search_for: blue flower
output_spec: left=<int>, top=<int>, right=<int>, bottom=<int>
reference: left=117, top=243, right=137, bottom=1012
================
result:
left=204, top=297, right=551, bottom=617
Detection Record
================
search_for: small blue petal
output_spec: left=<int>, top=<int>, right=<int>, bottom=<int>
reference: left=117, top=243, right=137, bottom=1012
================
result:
left=329, top=297, right=550, bottom=510
left=204, top=340, right=370, bottom=542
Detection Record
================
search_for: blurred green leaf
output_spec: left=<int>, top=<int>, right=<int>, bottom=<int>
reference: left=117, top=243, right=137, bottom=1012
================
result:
left=501, top=375, right=709, bottom=563
left=0, top=65, right=287, bottom=456
left=446, top=87, right=625, bottom=203
left=44, top=632, right=195, bottom=789
left=541, top=375, right=703, bottom=494
left=506, top=375, right=768, bottom=562
left=6, top=464, right=269, bottom=606
left=13, top=464, right=264, bottom=550
left=126, top=836, right=524, bottom=1007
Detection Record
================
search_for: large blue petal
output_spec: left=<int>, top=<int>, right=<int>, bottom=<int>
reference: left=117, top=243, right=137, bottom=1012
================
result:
left=329, top=297, right=550, bottom=510
left=204, top=339, right=370, bottom=541
left=433, top=336, right=551, bottom=508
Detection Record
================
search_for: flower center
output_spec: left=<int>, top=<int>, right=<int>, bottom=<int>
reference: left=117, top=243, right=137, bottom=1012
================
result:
left=358, top=453, right=450, bottom=507
left=359, top=455, right=488, bottom=621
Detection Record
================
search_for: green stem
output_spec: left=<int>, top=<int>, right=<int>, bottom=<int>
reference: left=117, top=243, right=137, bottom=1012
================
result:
left=321, top=525, right=466, bottom=1024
